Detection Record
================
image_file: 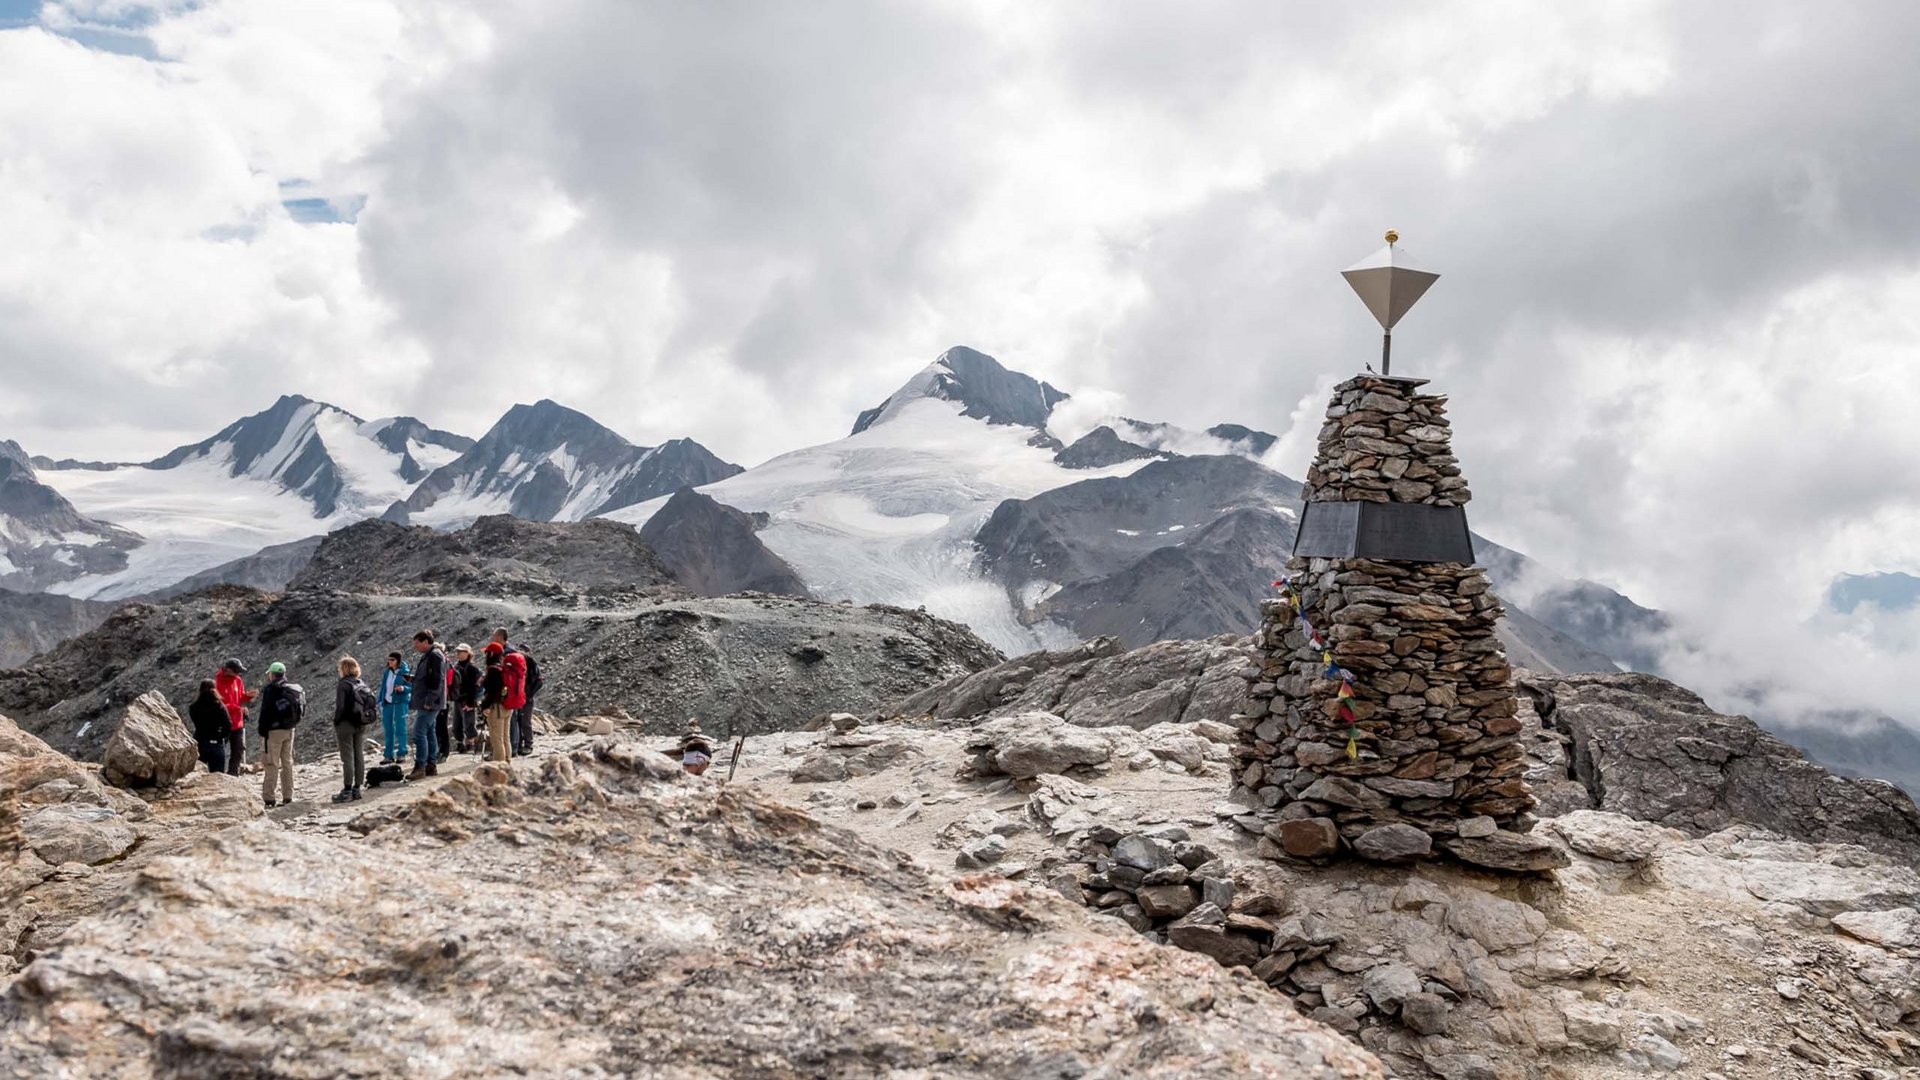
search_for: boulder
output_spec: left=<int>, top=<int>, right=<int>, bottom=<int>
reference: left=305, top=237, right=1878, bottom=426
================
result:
left=100, top=691, right=198, bottom=789
left=1831, top=907, right=1920, bottom=951
left=1135, top=884, right=1198, bottom=920
left=1540, top=810, right=1676, bottom=862
left=966, top=712, right=1113, bottom=778
left=1269, top=817, right=1342, bottom=859
left=1443, top=830, right=1570, bottom=873
left=1167, top=919, right=1264, bottom=969
left=1361, top=962, right=1423, bottom=1011
left=1113, top=834, right=1175, bottom=872
left=1398, top=992, right=1451, bottom=1035
left=19, top=804, right=138, bottom=866
left=1352, top=824, right=1433, bottom=863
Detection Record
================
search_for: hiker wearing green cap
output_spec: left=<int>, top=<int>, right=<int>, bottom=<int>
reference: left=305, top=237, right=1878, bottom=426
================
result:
left=257, top=661, right=305, bottom=808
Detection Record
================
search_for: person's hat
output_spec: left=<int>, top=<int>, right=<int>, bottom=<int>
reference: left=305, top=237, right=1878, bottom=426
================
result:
left=222, top=657, right=246, bottom=674
left=455, top=643, right=472, bottom=656
left=484, top=642, right=505, bottom=656
left=266, top=661, right=287, bottom=676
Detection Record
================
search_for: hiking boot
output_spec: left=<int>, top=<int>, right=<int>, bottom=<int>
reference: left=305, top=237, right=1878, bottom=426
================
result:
left=425, top=761, right=438, bottom=777
left=330, top=788, right=352, bottom=804
left=263, top=798, right=274, bottom=810
left=407, top=765, right=424, bottom=781
left=350, top=786, right=363, bottom=800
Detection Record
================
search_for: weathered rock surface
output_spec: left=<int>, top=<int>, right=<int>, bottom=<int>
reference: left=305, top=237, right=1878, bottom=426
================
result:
left=99, top=690, right=197, bottom=789
left=965, top=712, right=1116, bottom=778
left=0, top=740, right=1383, bottom=1079
left=1524, top=670, right=1920, bottom=864
left=2, top=710, right=261, bottom=973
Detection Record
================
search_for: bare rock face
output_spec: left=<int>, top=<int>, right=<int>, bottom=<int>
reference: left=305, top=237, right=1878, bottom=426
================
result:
left=17, top=804, right=137, bottom=867
left=893, top=635, right=1255, bottom=731
left=1523, top=671, right=1920, bottom=865
left=3, top=709, right=260, bottom=975
left=0, top=741, right=1383, bottom=1079
left=100, top=690, right=197, bottom=789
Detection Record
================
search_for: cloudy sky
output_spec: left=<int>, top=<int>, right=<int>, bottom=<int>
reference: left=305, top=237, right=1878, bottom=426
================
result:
left=2, top=0, right=1917, bottom=724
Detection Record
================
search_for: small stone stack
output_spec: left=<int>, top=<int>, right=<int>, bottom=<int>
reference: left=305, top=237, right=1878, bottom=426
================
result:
left=1235, top=375, right=1563, bottom=872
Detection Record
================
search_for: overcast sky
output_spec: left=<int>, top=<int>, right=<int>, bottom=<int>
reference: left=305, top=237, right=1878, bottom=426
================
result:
left=2, top=1, right=1917, bottom=724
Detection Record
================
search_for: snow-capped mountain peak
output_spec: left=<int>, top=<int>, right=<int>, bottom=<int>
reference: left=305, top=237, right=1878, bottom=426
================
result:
left=387, top=399, right=743, bottom=527
left=30, top=396, right=473, bottom=599
left=851, top=345, right=1070, bottom=435
left=0, top=440, right=139, bottom=592
left=139, top=394, right=471, bottom=518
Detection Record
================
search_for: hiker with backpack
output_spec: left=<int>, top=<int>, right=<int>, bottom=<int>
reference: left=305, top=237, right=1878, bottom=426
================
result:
left=187, top=678, right=230, bottom=775
left=331, top=656, right=375, bottom=803
left=409, top=629, right=447, bottom=779
left=257, top=662, right=304, bottom=808
left=481, top=643, right=510, bottom=762
left=379, top=652, right=412, bottom=766
left=452, top=643, right=482, bottom=754
left=490, top=627, right=543, bottom=755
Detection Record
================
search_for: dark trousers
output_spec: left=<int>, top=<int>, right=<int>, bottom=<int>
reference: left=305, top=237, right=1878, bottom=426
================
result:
left=197, top=738, right=227, bottom=775
left=335, top=722, right=366, bottom=789
left=454, top=705, right=478, bottom=745
left=435, top=708, right=451, bottom=759
left=225, top=726, right=245, bottom=775
left=511, top=700, right=535, bottom=753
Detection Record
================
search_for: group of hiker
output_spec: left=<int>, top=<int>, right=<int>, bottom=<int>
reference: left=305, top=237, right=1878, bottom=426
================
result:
left=185, top=627, right=543, bottom=808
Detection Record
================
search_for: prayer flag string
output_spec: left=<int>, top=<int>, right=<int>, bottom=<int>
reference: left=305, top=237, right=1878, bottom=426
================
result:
left=1272, top=575, right=1364, bottom=760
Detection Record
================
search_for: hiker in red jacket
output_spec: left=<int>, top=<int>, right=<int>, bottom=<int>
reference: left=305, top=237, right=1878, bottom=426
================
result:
left=214, top=658, right=255, bottom=776
left=501, top=647, right=529, bottom=755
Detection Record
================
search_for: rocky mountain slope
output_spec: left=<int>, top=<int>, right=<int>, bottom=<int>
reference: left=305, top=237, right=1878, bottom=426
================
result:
left=288, top=515, right=678, bottom=599
left=0, top=591, right=116, bottom=669
left=0, top=440, right=138, bottom=593
left=740, top=705, right=1920, bottom=1080
left=0, top=715, right=1380, bottom=1078
left=637, top=487, right=808, bottom=597
left=0, top=517, right=1002, bottom=765
left=386, top=399, right=741, bottom=527
left=7, top=632, right=1920, bottom=1078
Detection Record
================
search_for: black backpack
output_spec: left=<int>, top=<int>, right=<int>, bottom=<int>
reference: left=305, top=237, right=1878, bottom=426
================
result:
left=348, top=678, right=378, bottom=726
left=524, top=652, right=544, bottom=697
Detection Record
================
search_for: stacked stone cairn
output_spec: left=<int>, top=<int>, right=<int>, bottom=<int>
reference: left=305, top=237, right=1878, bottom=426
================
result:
left=1233, top=374, right=1567, bottom=873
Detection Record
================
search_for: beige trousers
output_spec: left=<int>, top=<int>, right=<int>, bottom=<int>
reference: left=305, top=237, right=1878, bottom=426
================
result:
left=486, top=704, right=512, bottom=762
left=262, top=729, right=296, bottom=803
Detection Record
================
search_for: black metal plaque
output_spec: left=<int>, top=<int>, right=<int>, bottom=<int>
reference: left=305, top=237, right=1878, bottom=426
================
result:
left=1292, top=500, right=1474, bottom=563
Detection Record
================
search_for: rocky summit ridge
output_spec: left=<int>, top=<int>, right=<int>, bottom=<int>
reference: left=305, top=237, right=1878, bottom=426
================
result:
left=5, top=627, right=1920, bottom=1078
left=1, top=713, right=1378, bottom=1079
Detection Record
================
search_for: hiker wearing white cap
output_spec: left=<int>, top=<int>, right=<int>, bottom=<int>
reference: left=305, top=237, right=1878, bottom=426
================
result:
left=452, top=643, right=482, bottom=754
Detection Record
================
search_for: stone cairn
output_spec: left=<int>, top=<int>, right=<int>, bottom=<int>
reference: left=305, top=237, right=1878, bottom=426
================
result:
left=1233, top=374, right=1566, bottom=872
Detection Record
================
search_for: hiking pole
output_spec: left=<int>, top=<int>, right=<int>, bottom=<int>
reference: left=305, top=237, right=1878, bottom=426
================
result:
left=726, top=734, right=747, bottom=784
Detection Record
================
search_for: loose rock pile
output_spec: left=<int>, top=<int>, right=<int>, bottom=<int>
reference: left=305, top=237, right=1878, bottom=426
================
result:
left=1235, top=375, right=1560, bottom=872
left=1050, top=827, right=1282, bottom=974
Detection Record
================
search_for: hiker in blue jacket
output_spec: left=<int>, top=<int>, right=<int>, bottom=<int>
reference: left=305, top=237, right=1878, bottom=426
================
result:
left=379, top=651, right=412, bottom=765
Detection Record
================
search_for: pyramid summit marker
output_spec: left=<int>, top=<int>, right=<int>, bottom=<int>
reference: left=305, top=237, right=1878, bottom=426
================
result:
left=1341, top=230, right=1439, bottom=376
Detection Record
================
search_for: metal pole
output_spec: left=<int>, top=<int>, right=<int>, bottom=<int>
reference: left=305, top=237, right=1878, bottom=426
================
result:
left=1381, top=331, right=1392, bottom=376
